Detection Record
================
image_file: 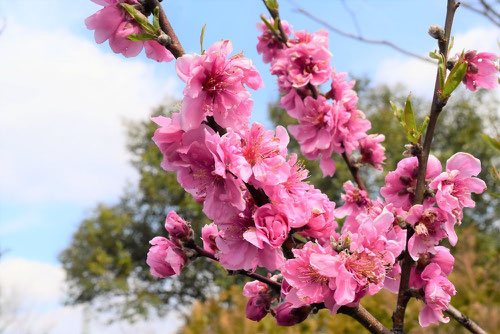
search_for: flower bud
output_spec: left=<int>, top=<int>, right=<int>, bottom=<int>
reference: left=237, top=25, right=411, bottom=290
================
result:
left=246, top=295, right=271, bottom=321
left=165, top=211, right=191, bottom=240
left=201, top=223, right=219, bottom=255
left=146, top=237, right=186, bottom=278
left=274, top=302, right=311, bottom=326
left=428, top=25, right=444, bottom=40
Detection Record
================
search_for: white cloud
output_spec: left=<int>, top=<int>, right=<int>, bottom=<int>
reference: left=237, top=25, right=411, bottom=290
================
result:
left=0, top=258, right=183, bottom=334
left=0, top=20, right=179, bottom=207
left=374, top=26, right=500, bottom=97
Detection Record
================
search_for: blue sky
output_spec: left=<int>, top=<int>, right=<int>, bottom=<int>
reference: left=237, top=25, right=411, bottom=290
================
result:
left=0, top=0, right=498, bottom=333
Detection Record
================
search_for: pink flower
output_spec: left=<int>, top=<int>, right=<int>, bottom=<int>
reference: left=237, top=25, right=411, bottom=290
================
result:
left=85, top=0, right=173, bottom=61
left=175, top=40, right=263, bottom=131
left=256, top=18, right=292, bottom=63
left=288, top=96, right=336, bottom=160
left=201, top=223, right=219, bottom=255
left=336, top=181, right=372, bottom=218
left=274, top=302, right=311, bottom=326
left=359, top=134, right=386, bottom=170
left=381, top=155, right=442, bottom=210
left=410, top=246, right=455, bottom=289
left=282, top=242, right=334, bottom=306
left=175, top=128, right=245, bottom=221
left=243, top=204, right=290, bottom=249
left=239, top=123, right=291, bottom=187
left=406, top=205, right=451, bottom=260
left=151, top=114, right=184, bottom=171
left=298, top=187, right=338, bottom=243
left=164, top=211, right=191, bottom=240
left=418, top=263, right=456, bottom=327
left=215, top=204, right=285, bottom=271
left=462, top=50, right=499, bottom=91
left=429, top=152, right=486, bottom=221
left=146, top=237, right=186, bottom=278
left=326, top=69, right=358, bottom=112
left=271, top=30, right=331, bottom=89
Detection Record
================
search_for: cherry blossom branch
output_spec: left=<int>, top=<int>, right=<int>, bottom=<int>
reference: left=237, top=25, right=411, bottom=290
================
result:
left=338, top=305, right=390, bottom=334
left=290, top=3, right=435, bottom=64
left=391, top=1, right=460, bottom=332
left=141, top=0, right=185, bottom=58
left=262, top=0, right=367, bottom=192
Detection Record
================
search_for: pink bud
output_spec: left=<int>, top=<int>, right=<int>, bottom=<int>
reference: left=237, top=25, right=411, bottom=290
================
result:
left=165, top=211, right=191, bottom=240
left=146, top=237, right=186, bottom=278
left=274, top=302, right=311, bottom=326
left=246, top=295, right=271, bottom=321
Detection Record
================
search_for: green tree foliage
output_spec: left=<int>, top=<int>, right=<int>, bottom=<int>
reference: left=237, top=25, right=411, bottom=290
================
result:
left=59, top=83, right=499, bottom=323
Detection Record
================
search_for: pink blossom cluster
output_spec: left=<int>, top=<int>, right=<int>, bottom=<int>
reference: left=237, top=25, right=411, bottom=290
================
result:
left=257, top=19, right=385, bottom=176
left=148, top=40, right=340, bottom=273
left=380, top=152, right=486, bottom=326
left=85, top=0, right=174, bottom=62
left=461, top=50, right=499, bottom=91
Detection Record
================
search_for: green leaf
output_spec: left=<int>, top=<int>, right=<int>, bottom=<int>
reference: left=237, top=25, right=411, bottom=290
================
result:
left=418, top=116, right=430, bottom=135
left=153, top=7, right=160, bottom=32
left=430, top=51, right=446, bottom=89
left=200, top=24, right=206, bottom=55
left=121, top=3, right=156, bottom=35
left=390, top=101, right=405, bottom=127
left=403, top=94, right=416, bottom=133
left=265, top=0, right=279, bottom=10
left=448, top=36, right=454, bottom=53
left=440, top=57, right=467, bottom=99
left=127, top=33, right=155, bottom=42
left=260, top=15, right=275, bottom=32
left=480, top=134, right=500, bottom=151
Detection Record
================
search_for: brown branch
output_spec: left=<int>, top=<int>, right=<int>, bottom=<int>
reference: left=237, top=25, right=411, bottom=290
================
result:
left=445, top=305, right=488, bottom=334
left=339, top=305, right=391, bottom=334
left=292, top=5, right=435, bottom=64
left=461, top=1, right=500, bottom=26
left=391, top=1, right=460, bottom=333
left=142, top=0, right=185, bottom=58
left=342, top=152, right=367, bottom=191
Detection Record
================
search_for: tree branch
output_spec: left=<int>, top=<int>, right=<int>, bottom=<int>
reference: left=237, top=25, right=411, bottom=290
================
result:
left=391, top=1, right=460, bottom=333
left=291, top=4, right=434, bottom=64
left=445, top=304, right=488, bottom=334
left=339, top=305, right=391, bottom=334
left=461, top=1, right=500, bottom=27
left=342, top=152, right=366, bottom=191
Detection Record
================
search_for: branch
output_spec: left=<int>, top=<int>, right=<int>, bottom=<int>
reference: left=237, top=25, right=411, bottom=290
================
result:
left=342, top=152, right=367, bottom=191
left=142, top=0, right=185, bottom=58
left=461, top=1, right=500, bottom=26
left=445, top=305, right=488, bottom=334
left=292, top=5, right=434, bottom=64
left=338, top=305, right=390, bottom=334
left=391, top=1, right=460, bottom=333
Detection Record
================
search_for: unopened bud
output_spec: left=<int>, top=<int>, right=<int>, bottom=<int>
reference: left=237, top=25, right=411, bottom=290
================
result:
left=157, top=32, right=172, bottom=46
left=274, top=302, right=311, bottom=326
left=246, top=295, right=271, bottom=321
left=428, top=25, right=445, bottom=40
left=165, top=211, right=191, bottom=240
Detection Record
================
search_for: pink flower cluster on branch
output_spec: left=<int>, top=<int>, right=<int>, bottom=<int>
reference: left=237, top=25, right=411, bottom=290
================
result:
left=86, top=0, right=174, bottom=62
left=83, top=0, right=496, bottom=332
left=257, top=18, right=384, bottom=177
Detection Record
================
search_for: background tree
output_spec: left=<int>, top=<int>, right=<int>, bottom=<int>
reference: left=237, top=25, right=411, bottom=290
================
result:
left=59, top=83, right=499, bottom=324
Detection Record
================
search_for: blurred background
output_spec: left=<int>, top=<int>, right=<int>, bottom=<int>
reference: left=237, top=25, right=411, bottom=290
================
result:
left=0, top=0, right=498, bottom=333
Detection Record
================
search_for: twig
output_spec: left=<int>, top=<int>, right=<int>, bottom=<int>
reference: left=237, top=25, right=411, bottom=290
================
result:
left=461, top=1, right=500, bottom=26
left=391, top=1, right=460, bottom=333
left=339, top=305, right=390, bottom=334
left=342, top=152, right=366, bottom=191
left=340, top=0, right=363, bottom=36
left=445, top=305, right=488, bottom=334
left=142, top=0, right=185, bottom=58
left=292, top=5, right=434, bottom=64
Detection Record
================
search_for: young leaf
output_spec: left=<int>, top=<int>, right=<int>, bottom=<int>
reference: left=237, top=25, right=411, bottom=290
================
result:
left=260, top=15, right=275, bottom=32
left=440, top=58, right=467, bottom=99
left=403, top=94, right=416, bottom=133
left=390, top=101, right=405, bottom=128
left=480, top=134, right=500, bottom=151
left=121, top=3, right=156, bottom=35
left=153, top=7, right=160, bottom=32
left=127, top=33, right=155, bottom=42
left=448, top=36, right=454, bottom=53
left=200, top=24, right=206, bottom=55
left=265, top=0, right=279, bottom=10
